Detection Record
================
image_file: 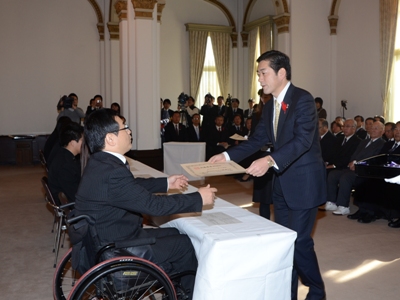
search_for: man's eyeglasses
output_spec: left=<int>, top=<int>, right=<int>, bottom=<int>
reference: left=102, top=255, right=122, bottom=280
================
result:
left=116, top=124, right=130, bottom=132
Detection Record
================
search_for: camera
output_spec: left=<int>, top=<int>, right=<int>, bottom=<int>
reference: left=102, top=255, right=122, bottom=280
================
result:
left=225, top=94, right=232, bottom=108
left=341, top=100, right=347, bottom=110
left=177, top=92, right=189, bottom=110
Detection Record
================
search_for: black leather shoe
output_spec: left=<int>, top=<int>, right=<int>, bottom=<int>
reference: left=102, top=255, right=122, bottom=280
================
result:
left=347, top=210, right=364, bottom=220
left=357, top=214, right=376, bottom=223
left=388, top=218, right=400, bottom=228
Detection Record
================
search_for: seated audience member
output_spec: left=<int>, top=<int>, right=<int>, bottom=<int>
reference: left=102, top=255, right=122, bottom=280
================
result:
left=384, top=122, right=395, bottom=141
left=331, top=121, right=344, bottom=137
left=354, top=115, right=367, bottom=139
left=86, top=95, right=103, bottom=117
left=181, top=96, right=199, bottom=127
left=44, top=116, right=72, bottom=163
left=228, top=114, right=245, bottom=146
left=161, top=99, right=174, bottom=120
left=205, top=115, right=229, bottom=160
left=374, top=115, right=385, bottom=124
left=74, top=109, right=216, bottom=298
left=216, top=96, right=226, bottom=116
left=57, top=95, right=85, bottom=124
left=243, top=117, right=252, bottom=137
left=326, top=119, right=361, bottom=172
left=48, top=122, right=83, bottom=205
left=315, top=97, right=327, bottom=119
left=244, top=99, right=255, bottom=121
left=325, top=121, right=385, bottom=215
left=111, top=102, right=121, bottom=115
left=319, top=118, right=336, bottom=164
left=186, top=113, right=203, bottom=142
left=225, top=98, right=243, bottom=126
left=349, top=122, right=400, bottom=224
left=364, top=117, right=374, bottom=139
left=163, top=111, right=187, bottom=142
left=200, top=93, right=218, bottom=130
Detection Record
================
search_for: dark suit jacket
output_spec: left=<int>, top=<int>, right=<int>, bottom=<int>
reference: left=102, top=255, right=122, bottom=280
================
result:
left=75, top=151, right=202, bottom=244
left=163, top=122, right=187, bottom=142
left=48, top=147, right=81, bottom=205
left=200, top=104, right=219, bottom=130
left=244, top=108, right=254, bottom=120
left=161, top=109, right=174, bottom=120
left=350, top=138, right=385, bottom=162
left=228, top=124, right=245, bottom=146
left=227, top=84, right=327, bottom=210
left=380, top=140, right=400, bottom=154
left=217, top=105, right=226, bottom=116
left=186, top=125, right=203, bottom=142
left=355, top=128, right=367, bottom=139
left=329, top=135, right=361, bottom=169
left=320, top=131, right=336, bottom=163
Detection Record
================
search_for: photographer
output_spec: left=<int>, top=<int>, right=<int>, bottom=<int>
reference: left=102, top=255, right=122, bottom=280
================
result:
left=200, top=93, right=218, bottom=130
left=181, top=96, right=199, bottom=127
left=57, top=95, right=85, bottom=124
left=86, top=94, right=103, bottom=117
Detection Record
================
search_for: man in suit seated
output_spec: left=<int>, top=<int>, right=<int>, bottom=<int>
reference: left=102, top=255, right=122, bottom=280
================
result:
left=325, top=121, right=385, bottom=215
left=384, top=122, right=395, bottom=142
left=225, top=98, right=244, bottom=126
left=48, top=122, right=83, bottom=205
left=331, top=120, right=344, bottom=137
left=205, top=115, right=229, bottom=160
left=163, top=111, right=187, bottom=142
left=325, top=119, right=361, bottom=174
left=319, top=118, right=336, bottom=164
left=74, top=109, right=216, bottom=298
left=349, top=122, right=400, bottom=224
left=186, top=113, right=203, bottom=142
left=228, top=114, right=245, bottom=146
left=354, top=115, right=367, bottom=139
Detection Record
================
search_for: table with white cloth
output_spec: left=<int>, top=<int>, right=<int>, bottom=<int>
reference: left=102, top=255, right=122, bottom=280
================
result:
left=126, top=157, right=297, bottom=300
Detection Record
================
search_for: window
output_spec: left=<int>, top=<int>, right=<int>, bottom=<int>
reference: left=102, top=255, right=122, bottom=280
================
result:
left=389, top=3, right=400, bottom=123
left=251, top=30, right=261, bottom=102
left=197, top=35, right=221, bottom=106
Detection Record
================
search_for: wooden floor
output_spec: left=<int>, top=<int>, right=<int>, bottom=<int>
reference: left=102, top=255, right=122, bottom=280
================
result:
left=1, top=164, right=400, bottom=299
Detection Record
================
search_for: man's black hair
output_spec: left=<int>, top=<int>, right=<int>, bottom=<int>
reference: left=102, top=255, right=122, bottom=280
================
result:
left=257, top=50, right=291, bottom=81
left=60, top=122, right=83, bottom=147
left=84, top=109, right=120, bottom=153
left=315, top=97, right=323, bottom=106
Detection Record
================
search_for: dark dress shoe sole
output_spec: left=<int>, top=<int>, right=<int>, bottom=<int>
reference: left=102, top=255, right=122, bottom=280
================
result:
left=388, top=219, right=400, bottom=228
left=357, top=215, right=376, bottom=223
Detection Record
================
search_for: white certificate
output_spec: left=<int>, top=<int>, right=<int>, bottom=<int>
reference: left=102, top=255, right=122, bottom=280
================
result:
left=229, top=133, right=247, bottom=141
left=181, top=161, right=246, bottom=177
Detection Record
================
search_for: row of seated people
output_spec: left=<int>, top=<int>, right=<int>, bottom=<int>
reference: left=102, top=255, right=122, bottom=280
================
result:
left=319, top=117, right=400, bottom=228
left=163, top=111, right=253, bottom=161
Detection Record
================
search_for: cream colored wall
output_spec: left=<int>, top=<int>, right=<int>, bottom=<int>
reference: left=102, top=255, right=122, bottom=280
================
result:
left=0, top=0, right=102, bottom=135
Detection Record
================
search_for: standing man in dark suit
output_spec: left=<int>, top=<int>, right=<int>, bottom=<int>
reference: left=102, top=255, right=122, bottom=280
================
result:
left=75, top=109, right=216, bottom=298
left=319, top=118, right=336, bottom=164
left=210, top=50, right=326, bottom=300
left=225, top=98, right=244, bottom=126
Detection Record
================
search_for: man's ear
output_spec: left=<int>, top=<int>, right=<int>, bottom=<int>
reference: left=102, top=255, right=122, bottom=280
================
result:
left=105, top=132, right=117, bottom=148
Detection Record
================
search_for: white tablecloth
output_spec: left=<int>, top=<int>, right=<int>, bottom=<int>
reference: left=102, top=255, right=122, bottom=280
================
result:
left=126, top=157, right=297, bottom=299
left=163, top=142, right=206, bottom=181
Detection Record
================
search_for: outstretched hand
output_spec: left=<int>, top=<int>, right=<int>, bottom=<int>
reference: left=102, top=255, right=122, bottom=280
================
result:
left=168, top=175, right=189, bottom=190
left=198, top=184, right=218, bottom=205
left=208, top=153, right=226, bottom=163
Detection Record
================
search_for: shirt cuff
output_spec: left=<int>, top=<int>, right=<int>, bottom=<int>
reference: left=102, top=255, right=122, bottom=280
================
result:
left=223, top=152, right=230, bottom=161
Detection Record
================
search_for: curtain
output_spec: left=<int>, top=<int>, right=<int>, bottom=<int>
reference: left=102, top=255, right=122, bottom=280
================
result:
left=189, top=31, right=208, bottom=100
left=380, top=0, right=399, bottom=120
left=210, top=32, right=230, bottom=98
left=248, top=27, right=259, bottom=100
left=259, top=22, right=272, bottom=54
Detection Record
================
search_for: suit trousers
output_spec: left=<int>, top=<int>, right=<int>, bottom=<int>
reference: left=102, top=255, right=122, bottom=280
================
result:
left=125, top=228, right=197, bottom=299
left=273, top=177, right=325, bottom=300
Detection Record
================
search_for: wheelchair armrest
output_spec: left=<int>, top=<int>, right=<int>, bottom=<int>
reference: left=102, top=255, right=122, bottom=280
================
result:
left=114, top=237, right=156, bottom=249
left=60, top=202, right=75, bottom=210
left=67, top=214, right=95, bottom=226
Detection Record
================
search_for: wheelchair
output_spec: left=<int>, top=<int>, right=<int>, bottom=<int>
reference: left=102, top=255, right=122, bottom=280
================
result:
left=53, top=211, right=195, bottom=300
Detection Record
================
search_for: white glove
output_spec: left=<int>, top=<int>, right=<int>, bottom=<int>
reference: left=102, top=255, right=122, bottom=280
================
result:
left=385, top=174, right=400, bottom=185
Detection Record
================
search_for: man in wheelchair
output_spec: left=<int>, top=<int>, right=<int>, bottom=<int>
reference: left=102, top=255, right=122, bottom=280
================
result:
left=74, top=109, right=217, bottom=299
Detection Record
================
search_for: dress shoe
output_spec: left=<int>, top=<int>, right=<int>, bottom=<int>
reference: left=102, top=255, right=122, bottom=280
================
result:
left=347, top=210, right=364, bottom=220
left=388, top=218, right=400, bottom=228
left=357, top=214, right=376, bottom=223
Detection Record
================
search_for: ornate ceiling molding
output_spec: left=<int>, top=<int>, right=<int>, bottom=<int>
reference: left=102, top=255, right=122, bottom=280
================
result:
left=87, top=0, right=105, bottom=40
left=328, top=0, right=341, bottom=35
left=273, top=13, right=290, bottom=34
left=115, top=1, right=128, bottom=21
left=157, top=2, right=166, bottom=23
left=204, top=0, right=238, bottom=48
left=131, top=0, right=157, bottom=20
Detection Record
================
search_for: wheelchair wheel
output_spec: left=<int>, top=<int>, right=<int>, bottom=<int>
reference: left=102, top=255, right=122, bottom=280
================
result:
left=68, top=256, right=177, bottom=300
left=53, top=248, right=82, bottom=300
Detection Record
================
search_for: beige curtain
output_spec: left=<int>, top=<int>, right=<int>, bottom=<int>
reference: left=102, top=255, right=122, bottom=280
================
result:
left=259, top=22, right=272, bottom=54
left=380, top=0, right=399, bottom=119
left=189, top=31, right=208, bottom=99
left=209, top=32, right=230, bottom=98
left=248, top=27, right=259, bottom=100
